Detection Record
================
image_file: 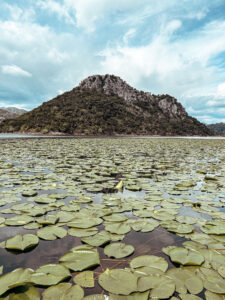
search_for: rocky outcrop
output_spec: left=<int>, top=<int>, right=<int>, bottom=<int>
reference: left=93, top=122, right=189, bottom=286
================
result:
left=79, top=74, right=187, bottom=119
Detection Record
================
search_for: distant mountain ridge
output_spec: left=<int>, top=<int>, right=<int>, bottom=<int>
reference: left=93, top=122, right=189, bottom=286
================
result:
left=0, top=107, right=27, bottom=123
left=208, top=123, right=225, bottom=135
left=0, top=74, right=213, bottom=136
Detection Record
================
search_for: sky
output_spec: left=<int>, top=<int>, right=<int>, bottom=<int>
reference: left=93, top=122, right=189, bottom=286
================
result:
left=0, top=0, right=225, bottom=124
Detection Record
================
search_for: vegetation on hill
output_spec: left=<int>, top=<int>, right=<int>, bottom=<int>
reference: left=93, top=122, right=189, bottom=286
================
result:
left=0, top=87, right=212, bottom=136
left=208, top=123, right=225, bottom=135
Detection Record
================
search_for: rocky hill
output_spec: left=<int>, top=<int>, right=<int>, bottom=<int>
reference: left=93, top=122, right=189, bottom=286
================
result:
left=0, top=107, right=26, bottom=123
left=0, top=74, right=213, bottom=136
left=208, top=123, right=225, bottom=135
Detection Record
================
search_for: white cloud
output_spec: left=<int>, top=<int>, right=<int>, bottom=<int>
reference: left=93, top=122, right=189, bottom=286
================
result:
left=99, top=20, right=225, bottom=97
left=217, top=82, right=225, bottom=97
left=37, top=0, right=74, bottom=24
left=2, top=65, right=32, bottom=77
left=123, top=29, right=136, bottom=44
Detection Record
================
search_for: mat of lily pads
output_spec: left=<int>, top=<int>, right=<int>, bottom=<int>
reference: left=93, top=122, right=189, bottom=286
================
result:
left=0, top=137, right=224, bottom=299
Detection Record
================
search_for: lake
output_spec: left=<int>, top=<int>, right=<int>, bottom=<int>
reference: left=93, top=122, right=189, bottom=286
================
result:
left=0, top=137, right=224, bottom=299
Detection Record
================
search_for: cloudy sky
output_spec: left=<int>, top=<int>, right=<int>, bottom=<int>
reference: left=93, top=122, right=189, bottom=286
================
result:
left=0, top=0, right=225, bottom=124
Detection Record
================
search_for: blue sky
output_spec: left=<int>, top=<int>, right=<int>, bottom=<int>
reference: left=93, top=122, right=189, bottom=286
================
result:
left=0, top=0, right=225, bottom=124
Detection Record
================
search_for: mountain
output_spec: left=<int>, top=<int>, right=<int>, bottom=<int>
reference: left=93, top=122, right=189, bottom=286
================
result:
left=0, top=107, right=26, bottom=123
left=208, top=123, right=225, bottom=135
left=0, top=74, right=213, bottom=136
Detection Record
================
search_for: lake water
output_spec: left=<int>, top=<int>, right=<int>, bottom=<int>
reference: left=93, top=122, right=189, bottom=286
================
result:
left=0, top=137, right=224, bottom=299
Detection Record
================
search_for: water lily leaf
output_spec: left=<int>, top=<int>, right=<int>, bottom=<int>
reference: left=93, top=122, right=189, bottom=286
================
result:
left=185, top=275, right=203, bottom=294
left=42, top=283, right=72, bottom=300
left=5, top=215, right=34, bottom=226
left=42, top=282, right=84, bottom=300
left=59, top=245, right=100, bottom=271
left=68, top=227, right=98, bottom=237
left=83, top=295, right=106, bottom=300
left=82, top=231, right=111, bottom=247
left=179, top=294, right=202, bottom=300
left=22, top=190, right=38, bottom=197
left=67, top=217, right=102, bottom=228
left=3, top=286, right=40, bottom=300
left=30, top=264, right=70, bottom=286
left=166, top=247, right=204, bottom=266
left=161, top=221, right=194, bottom=234
left=3, top=234, right=39, bottom=251
left=104, top=243, right=134, bottom=258
left=24, top=223, right=41, bottom=230
left=37, top=225, right=67, bottom=240
left=60, top=285, right=84, bottom=300
left=73, top=271, right=94, bottom=288
left=36, top=215, right=59, bottom=225
left=205, top=290, right=225, bottom=300
left=0, top=268, right=34, bottom=296
left=203, top=275, right=225, bottom=294
left=176, top=215, right=196, bottom=224
left=105, top=223, right=131, bottom=234
left=149, top=276, right=175, bottom=299
left=98, top=269, right=137, bottom=295
left=109, top=291, right=149, bottom=300
left=217, top=266, right=225, bottom=278
left=130, top=255, right=168, bottom=272
left=128, top=219, right=159, bottom=232
left=103, top=214, right=127, bottom=222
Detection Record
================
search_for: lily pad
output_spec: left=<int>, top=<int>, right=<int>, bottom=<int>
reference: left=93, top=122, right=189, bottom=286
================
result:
left=30, top=264, right=70, bottom=286
left=73, top=271, right=94, bottom=288
left=37, top=226, right=67, bottom=240
left=59, top=245, right=100, bottom=271
left=3, top=234, right=39, bottom=251
left=104, top=243, right=134, bottom=258
left=130, top=255, right=168, bottom=272
left=42, top=283, right=84, bottom=300
left=98, top=269, right=137, bottom=295
left=82, top=231, right=111, bottom=247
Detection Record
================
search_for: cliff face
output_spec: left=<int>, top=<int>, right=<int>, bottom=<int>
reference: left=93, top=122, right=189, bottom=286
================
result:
left=0, top=74, right=213, bottom=136
left=79, top=74, right=187, bottom=119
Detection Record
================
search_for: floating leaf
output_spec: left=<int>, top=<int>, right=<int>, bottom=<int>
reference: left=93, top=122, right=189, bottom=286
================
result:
left=31, top=264, right=70, bottom=286
left=98, top=269, right=137, bottom=295
left=59, top=245, right=100, bottom=271
left=37, top=226, right=67, bottom=240
left=5, top=215, right=34, bottom=226
left=0, top=268, right=34, bottom=296
left=165, top=247, right=204, bottom=266
left=104, top=243, right=134, bottom=258
left=2, top=234, right=39, bottom=251
left=130, top=255, right=168, bottom=272
left=105, top=223, right=130, bottom=234
left=82, top=231, right=110, bottom=247
left=73, top=271, right=94, bottom=288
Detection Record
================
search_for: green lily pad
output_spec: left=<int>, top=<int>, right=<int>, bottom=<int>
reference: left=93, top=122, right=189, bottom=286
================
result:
left=37, top=226, right=67, bottom=240
left=105, top=223, right=131, bottom=234
left=165, top=247, right=205, bottom=266
left=59, top=245, right=100, bottom=271
left=31, top=264, right=70, bottom=286
left=179, top=294, right=202, bottom=300
left=109, top=291, right=149, bottom=300
left=42, top=283, right=84, bottom=300
left=104, top=243, right=134, bottom=258
left=98, top=269, right=137, bottom=295
left=82, top=231, right=111, bottom=247
left=2, top=286, right=40, bottom=300
left=3, top=234, right=39, bottom=251
left=68, top=227, right=98, bottom=237
left=103, top=214, right=128, bottom=222
left=185, top=276, right=203, bottom=294
left=5, top=215, right=34, bottom=226
left=73, top=271, right=94, bottom=288
left=0, top=268, right=34, bottom=296
left=149, top=276, right=175, bottom=299
left=67, top=217, right=102, bottom=228
left=205, top=290, right=225, bottom=300
left=130, top=255, right=168, bottom=272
